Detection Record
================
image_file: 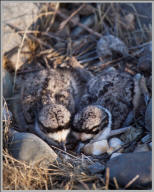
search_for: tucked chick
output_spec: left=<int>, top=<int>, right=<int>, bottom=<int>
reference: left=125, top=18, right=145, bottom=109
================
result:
left=72, top=68, right=146, bottom=155
left=21, top=67, right=92, bottom=149
left=72, top=105, right=112, bottom=142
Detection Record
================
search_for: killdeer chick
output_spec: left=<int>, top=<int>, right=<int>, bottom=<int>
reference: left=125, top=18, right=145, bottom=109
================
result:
left=72, top=68, right=146, bottom=154
left=21, top=66, right=92, bottom=150
left=34, top=103, right=71, bottom=150
left=72, top=105, right=112, bottom=142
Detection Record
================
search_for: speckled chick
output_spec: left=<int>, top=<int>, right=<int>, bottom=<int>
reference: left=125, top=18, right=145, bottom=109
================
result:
left=21, top=67, right=92, bottom=148
left=72, top=68, right=143, bottom=143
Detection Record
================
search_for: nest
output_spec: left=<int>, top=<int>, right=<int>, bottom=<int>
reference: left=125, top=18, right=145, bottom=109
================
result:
left=3, top=3, right=151, bottom=190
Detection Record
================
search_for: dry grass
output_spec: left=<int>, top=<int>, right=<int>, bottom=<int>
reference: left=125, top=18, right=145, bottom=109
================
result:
left=3, top=2, right=151, bottom=190
left=3, top=148, right=106, bottom=190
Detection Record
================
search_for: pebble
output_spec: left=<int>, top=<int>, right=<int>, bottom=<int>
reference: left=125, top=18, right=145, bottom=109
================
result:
left=2, top=2, right=40, bottom=70
left=106, top=152, right=152, bottom=189
left=83, top=139, right=109, bottom=156
left=88, top=162, right=105, bottom=175
left=145, top=99, right=152, bottom=132
left=107, top=137, right=124, bottom=154
left=8, top=130, right=57, bottom=167
left=110, top=152, right=122, bottom=159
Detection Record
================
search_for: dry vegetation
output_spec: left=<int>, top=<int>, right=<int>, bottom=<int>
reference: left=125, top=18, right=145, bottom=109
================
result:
left=3, top=3, right=151, bottom=190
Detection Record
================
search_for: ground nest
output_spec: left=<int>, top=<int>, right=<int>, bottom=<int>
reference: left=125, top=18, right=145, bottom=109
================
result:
left=2, top=2, right=152, bottom=190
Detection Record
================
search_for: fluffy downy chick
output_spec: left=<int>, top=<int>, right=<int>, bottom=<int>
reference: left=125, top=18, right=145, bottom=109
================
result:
left=72, top=68, right=144, bottom=147
left=21, top=67, right=92, bottom=149
left=72, top=105, right=112, bottom=142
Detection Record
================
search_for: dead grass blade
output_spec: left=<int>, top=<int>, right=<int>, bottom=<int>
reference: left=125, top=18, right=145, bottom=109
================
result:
left=12, top=26, right=28, bottom=93
left=113, top=177, right=119, bottom=189
left=47, top=2, right=60, bottom=32
left=105, top=167, right=110, bottom=190
left=124, top=174, right=140, bottom=189
left=51, top=7, right=102, bottom=38
left=59, top=3, right=86, bottom=31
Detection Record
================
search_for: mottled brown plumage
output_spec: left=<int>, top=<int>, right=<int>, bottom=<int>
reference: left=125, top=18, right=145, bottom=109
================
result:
left=72, top=68, right=143, bottom=143
left=21, top=67, right=92, bottom=147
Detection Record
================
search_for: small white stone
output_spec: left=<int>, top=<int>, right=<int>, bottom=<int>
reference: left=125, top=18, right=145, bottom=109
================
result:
left=110, top=152, right=122, bottom=159
left=107, top=137, right=124, bottom=154
left=83, top=139, right=109, bottom=156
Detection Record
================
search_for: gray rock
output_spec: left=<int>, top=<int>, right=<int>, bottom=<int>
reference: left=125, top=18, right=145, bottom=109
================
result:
left=145, top=99, right=152, bottom=132
left=2, top=2, right=40, bottom=70
left=106, top=152, right=152, bottom=189
left=88, top=162, right=105, bottom=174
left=8, top=130, right=57, bottom=166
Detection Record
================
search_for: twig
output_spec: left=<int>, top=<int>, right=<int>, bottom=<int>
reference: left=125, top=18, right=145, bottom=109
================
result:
left=113, top=177, right=119, bottom=189
left=59, top=3, right=86, bottom=31
left=6, top=23, right=51, bottom=49
left=12, top=25, right=28, bottom=93
left=77, top=50, right=96, bottom=60
left=51, top=145, right=81, bottom=161
left=128, top=41, right=151, bottom=50
left=17, top=30, right=66, bottom=42
left=125, top=67, right=135, bottom=75
left=79, top=56, right=98, bottom=64
left=51, top=7, right=102, bottom=38
left=78, top=180, right=90, bottom=190
left=47, top=2, right=60, bottom=32
left=124, top=174, right=140, bottom=189
left=17, top=69, right=42, bottom=74
left=4, top=46, right=19, bottom=58
left=105, top=167, right=110, bottom=190
left=130, top=3, right=146, bottom=40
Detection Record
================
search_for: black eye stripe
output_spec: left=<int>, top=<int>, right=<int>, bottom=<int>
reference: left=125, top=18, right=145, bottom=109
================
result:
left=39, top=121, right=70, bottom=133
